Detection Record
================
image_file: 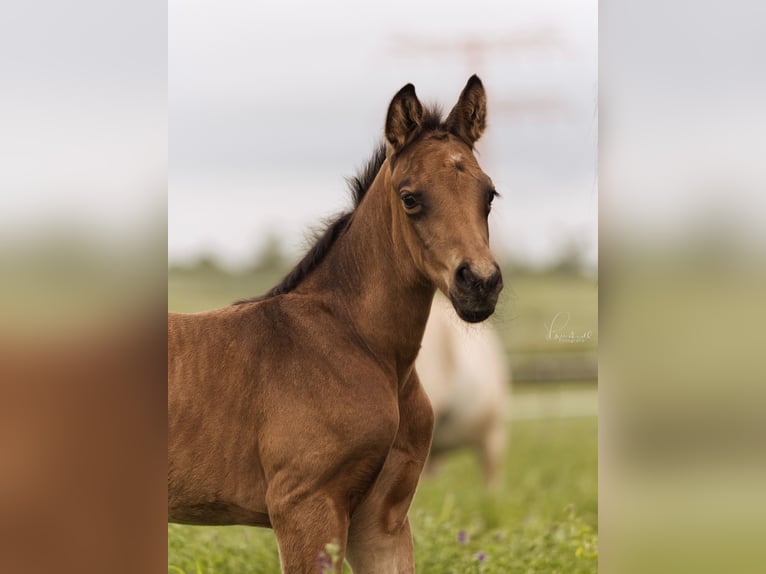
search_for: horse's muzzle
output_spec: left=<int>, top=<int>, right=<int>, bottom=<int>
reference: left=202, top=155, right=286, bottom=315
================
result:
left=448, top=262, right=503, bottom=323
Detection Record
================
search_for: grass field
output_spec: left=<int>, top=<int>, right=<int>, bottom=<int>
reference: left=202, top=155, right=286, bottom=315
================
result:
left=169, top=416, right=597, bottom=574
left=168, top=266, right=597, bottom=573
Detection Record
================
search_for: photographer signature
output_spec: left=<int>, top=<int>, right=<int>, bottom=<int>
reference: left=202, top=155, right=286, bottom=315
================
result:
left=545, top=312, right=593, bottom=344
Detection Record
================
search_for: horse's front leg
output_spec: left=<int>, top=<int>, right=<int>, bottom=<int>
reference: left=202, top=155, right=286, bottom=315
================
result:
left=265, top=395, right=400, bottom=573
left=346, top=373, right=434, bottom=573
left=345, top=451, right=420, bottom=574
left=268, top=487, right=349, bottom=574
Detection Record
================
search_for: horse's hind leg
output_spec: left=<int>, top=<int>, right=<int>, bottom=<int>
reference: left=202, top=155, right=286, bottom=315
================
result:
left=481, top=416, right=506, bottom=489
left=268, top=491, right=349, bottom=573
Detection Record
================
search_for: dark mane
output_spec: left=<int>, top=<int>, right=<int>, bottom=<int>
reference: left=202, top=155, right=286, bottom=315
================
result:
left=346, top=143, right=387, bottom=207
left=232, top=143, right=385, bottom=305
left=235, top=105, right=445, bottom=305
left=421, top=104, right=445, bottom=132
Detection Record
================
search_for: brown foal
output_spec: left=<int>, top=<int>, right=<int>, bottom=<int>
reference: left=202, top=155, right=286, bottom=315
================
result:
left=168, top=76, right=503, bottom=573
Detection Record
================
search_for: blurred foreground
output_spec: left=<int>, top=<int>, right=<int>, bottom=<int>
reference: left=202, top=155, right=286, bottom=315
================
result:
left=600, top=250, right=766, bottom=574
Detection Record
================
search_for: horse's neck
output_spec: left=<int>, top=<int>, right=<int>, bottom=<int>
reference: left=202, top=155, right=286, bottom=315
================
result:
left=300, top=166, right=434, bottom=380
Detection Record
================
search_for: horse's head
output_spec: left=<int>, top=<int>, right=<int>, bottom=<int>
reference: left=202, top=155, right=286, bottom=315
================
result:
left=384, top=76, right=503, bottom=323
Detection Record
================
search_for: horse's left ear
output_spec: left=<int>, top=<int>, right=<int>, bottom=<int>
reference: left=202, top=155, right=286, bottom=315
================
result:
left=446, top=75, right=487, bottom=146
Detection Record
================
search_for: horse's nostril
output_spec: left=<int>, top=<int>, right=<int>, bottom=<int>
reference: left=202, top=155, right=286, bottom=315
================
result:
left=456, top=263, right=472, bottom=286
left=485, top=268, right=502, bottom=291
left=456, top=262, right=502, bottom=295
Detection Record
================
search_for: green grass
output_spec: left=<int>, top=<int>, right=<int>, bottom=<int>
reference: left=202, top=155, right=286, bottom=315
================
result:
left=168, top=416, right=597, bottom=574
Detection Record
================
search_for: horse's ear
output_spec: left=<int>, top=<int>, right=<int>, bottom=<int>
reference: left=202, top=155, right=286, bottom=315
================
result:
left=445, top=75, right=487, bottom=146
left=385, top=83, right=424, bottom=154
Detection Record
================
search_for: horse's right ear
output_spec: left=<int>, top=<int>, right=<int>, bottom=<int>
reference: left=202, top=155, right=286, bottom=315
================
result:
left=385, top=83, right=424, bottom=154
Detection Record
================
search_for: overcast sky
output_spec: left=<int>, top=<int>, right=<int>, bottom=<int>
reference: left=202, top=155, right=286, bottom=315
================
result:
left=169, top=0, right=598, bottom=270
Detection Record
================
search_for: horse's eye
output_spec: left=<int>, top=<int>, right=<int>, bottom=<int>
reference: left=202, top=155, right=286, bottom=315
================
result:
left=401, top=194, right=418, bottom=209
left=487, top=189, right=498, bottom=205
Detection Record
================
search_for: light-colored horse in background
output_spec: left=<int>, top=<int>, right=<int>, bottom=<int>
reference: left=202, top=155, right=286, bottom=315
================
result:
left=417, top=294, right=511, bottom=488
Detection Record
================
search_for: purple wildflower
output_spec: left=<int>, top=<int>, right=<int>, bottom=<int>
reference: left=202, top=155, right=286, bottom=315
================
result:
left=457, top=529, right=468, bottom=544
left=475, top=551, right=487, bottom=562
left=316, top=551, right=332, bottom=573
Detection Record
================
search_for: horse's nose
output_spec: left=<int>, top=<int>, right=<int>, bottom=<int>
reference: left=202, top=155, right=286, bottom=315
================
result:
left=455, top=261, right=503, bottom=296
